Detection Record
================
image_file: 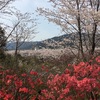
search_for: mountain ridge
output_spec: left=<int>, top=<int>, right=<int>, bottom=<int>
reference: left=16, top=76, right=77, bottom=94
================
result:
left=6, top=33, right=100, bottom=50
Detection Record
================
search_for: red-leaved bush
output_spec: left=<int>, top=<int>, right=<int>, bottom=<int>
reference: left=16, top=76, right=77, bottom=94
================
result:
left=39, top=56, right=100, bottom=100
left=0, top=56, right=100, bottom=100
left=0, top=67, right=44, bottom=100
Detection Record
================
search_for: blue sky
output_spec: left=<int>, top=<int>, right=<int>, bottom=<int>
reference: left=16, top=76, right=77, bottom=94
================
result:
left=12, top=0, right=63, bottom=41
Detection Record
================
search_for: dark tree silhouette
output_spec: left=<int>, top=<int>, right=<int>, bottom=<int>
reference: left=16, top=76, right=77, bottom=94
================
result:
left=0, top=26, right=6, bottom=59
left=0, top=26, right=6, bottom=50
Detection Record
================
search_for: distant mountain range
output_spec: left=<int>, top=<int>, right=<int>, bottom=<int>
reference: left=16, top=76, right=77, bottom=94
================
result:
left=6, top=33, right=100, bottom=50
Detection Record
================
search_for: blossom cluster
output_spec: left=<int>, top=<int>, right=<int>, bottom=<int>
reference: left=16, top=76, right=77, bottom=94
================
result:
left=0, top=68, right=43, bottom=100
left=40, top=56, right=100, bottom=100
left=0, top=56, right=100, bottom=100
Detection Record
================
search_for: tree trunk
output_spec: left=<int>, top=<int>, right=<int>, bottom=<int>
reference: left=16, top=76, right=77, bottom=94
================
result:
left=76, top=0, right=84, bottom=59
left=90, top=0, right=99, bottom=55
left=15, top=42, right=19, bottom=68
left=90, top=24, right=97, bottom=55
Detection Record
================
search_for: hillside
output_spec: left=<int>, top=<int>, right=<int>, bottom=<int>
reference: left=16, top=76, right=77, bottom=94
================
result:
left=6, top=33, right=100, bottom=50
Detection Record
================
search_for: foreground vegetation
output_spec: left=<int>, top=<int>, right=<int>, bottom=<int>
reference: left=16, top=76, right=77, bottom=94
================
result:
left=0, top=0, right=100, bottom=99
left=0, top=52, right=100, bottom=100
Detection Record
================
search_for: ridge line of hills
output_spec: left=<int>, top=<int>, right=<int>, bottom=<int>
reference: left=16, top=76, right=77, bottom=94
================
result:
left=6, top=33, right=100, bottom=50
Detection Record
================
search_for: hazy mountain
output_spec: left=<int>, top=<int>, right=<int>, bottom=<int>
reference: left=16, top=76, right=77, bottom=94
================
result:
left=6, top=33, right=100, bottom=50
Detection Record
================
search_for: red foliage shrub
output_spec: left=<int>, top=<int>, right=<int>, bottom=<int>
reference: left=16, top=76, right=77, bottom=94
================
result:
left=0, top=56, right=100, bottom=100
left=0, top=67, right=44, bottom=100
left=39, top=57, right=100, bottom=100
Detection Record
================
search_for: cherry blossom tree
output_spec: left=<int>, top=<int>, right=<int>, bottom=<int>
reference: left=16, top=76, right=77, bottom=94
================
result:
left=10, top=11, right=37, bottom=56
left=0, top=0, right=16, bottom=45
left=37, top=0, right=100, bottom=58
left=9, top=11, right=37, bottom=67
left=0, top=0, right=19, bottom=61
left=0, top=0, right=15, bottom=11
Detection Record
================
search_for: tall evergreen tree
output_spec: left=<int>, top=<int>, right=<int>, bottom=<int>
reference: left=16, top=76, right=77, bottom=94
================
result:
left=0, top=26, right=6, bottom=51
